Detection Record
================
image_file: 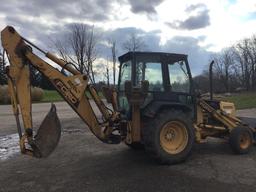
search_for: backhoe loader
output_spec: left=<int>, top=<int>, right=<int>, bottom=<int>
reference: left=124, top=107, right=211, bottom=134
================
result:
left=1, top=26, right=256, bottom=164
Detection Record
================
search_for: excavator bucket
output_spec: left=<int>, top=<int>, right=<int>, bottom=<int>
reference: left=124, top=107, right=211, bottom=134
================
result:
left=32, top=104, right=61, bottom=158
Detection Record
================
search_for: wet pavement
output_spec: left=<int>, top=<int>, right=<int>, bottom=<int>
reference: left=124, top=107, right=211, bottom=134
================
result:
left=0, top=134, right=19, bottom=160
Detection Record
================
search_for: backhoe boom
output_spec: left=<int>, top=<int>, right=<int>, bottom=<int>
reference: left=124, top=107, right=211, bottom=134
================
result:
left=1, top=26, right=121, bottom=158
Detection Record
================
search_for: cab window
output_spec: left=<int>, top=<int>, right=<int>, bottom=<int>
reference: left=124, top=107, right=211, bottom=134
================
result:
left=119, top=61, right=132, bottom=91
left=168, top=61, right=190, bottom=93
left=136, top=62, right=164, bottom=91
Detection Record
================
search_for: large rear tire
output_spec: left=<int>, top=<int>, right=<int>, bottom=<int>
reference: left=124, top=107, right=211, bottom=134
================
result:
left=143, top=110, right=195, bottom=165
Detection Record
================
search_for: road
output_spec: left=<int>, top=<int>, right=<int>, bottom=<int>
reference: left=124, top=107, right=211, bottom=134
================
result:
left=0, top=102, right=256, bottom=192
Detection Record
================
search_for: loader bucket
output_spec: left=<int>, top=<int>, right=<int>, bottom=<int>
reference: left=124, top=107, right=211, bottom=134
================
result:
left=31, top=104, right=61, bottom=158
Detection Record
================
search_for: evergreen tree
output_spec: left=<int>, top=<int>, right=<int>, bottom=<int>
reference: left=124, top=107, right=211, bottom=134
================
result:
left=29, top=65, right=42, bottom=87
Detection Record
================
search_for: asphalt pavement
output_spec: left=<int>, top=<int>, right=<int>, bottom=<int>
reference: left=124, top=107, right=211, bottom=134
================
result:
left=0, top=102, right=256, bottom=192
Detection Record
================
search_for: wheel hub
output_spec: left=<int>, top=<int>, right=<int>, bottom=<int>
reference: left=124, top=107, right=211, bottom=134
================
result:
left=239, top=132, right=250, bottom=149
left=160, top=121, right=188, bottom=154
left=165, top=129, right=176, bottom=141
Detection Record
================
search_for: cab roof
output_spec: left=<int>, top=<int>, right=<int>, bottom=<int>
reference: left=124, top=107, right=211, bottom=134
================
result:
left=118, top=51, right=188, bottom=64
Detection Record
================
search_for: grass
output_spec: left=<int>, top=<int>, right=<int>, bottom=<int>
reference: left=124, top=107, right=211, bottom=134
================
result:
left=42, top=90, right=104, bottom=102
left=35, top=90, right=256, bottom=110
left=42, top=90, right=63, bottom=102
left=224, top=92, right=256, bottom=110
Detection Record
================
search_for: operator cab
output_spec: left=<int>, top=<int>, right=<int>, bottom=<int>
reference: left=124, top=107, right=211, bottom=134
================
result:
left=117, top=52, right=195, bottom=117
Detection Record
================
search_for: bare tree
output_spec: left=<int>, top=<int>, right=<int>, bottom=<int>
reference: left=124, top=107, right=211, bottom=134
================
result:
left=233, top=37, right=256, bottom=91
left=85, top=25, right=97, bottom=83
left=108, top=39, right=117, bottom=86
left=51, top=38, right=70, bottom=62
left=51, top=24, right=98, bottom=84
left=122, top=33, right=146, bottom=52
left=212, top=48, right=234, bottom=92
left=104, top=60, right=110, bottom=86
left=197, top=33, right=256, bottom=93
left=193, top=71, right=209, bottom=93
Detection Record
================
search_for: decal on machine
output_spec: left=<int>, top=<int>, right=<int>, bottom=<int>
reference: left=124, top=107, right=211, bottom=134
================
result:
left=54, top=79, right=79, bottom=107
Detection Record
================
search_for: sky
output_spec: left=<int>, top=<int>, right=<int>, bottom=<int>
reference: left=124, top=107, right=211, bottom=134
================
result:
left=0, top=0, right=256, bottom=76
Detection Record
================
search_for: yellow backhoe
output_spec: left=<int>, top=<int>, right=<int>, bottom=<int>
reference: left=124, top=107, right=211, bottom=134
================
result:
left=1, top=26, right=255, bottom=164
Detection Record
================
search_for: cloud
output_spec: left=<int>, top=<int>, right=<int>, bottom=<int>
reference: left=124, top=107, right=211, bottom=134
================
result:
left=162, top=36, right=212, bottom=74
left=0, top=0, right=117, bottom=22
left=166, top=3, right=210, bottom=30
left=127, top=0, right=164, bottom=15
left=0, top=0, right=213, bottom=76
left=98, top=27, right=211, bottom=74
left=25, top=23, right=212, bottom=75
left=98, top=27, right=161, bottom=57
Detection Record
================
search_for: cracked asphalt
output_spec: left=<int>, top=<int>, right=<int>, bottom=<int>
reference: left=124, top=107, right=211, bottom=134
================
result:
left=0, top=102, right=256, bottom=192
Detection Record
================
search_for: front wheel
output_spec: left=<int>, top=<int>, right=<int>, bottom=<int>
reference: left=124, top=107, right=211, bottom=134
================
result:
left=143, top=110, right=195, bottom=165
left=229, top=127, right=253, bottom=154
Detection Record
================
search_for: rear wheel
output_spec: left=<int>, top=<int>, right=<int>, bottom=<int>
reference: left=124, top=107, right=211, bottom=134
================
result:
left=160, top=121, right=189, bottom=155
left=143, top=110, right=194, bottom=164
left=229, top=127, right=253, bottom=154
